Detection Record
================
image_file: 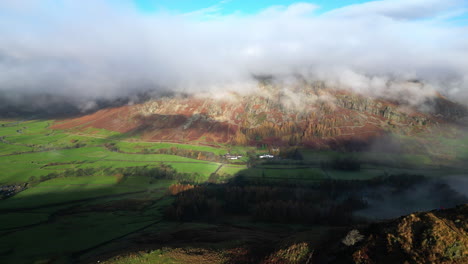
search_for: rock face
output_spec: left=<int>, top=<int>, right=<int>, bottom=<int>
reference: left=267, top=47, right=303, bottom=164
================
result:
left=333, top=204, right=468, bottom=264
left=51, top=84, right=466, bottom=150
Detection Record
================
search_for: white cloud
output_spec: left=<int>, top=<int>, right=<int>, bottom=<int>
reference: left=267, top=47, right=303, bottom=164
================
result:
left=259, top=3, right=319, bottom=17
left=326, top=0, right=464, bottom=20
left=0, top=0, right=467, bottom=106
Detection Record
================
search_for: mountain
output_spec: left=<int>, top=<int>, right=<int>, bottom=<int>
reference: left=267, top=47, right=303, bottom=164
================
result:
left=51, top=81, right=467, bottom=151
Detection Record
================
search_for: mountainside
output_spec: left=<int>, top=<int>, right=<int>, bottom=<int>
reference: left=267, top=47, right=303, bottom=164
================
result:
left=326, top=204, right=468, bottom=264
left=52, top=82, right=467, bottom=150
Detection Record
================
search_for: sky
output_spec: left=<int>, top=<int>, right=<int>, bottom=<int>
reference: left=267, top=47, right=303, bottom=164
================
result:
left=134, top=0, right=370, bottom=15
left=133, top=0, right=468, bottom=23
left=0, top=0, right=468, bottom=112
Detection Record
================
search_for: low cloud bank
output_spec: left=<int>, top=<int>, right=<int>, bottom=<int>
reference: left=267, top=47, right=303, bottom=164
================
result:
left=0, top=0, right=467, bottom=113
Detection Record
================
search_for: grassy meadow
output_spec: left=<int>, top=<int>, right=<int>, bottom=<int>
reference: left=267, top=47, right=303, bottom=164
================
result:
left=0, top=120, right=232, bottom=263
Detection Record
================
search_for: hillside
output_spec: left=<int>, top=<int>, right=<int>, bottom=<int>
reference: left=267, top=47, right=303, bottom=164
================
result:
left=326, top=204, right=468, bottom=264
left=52, top=82, right=467, bottom=151
left=95, top=204, right=468, bottom=264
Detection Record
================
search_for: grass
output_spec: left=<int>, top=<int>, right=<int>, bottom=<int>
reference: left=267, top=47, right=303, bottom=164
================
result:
left=102, top=248, right=226, bottom=264
left=300, top=150, right=339, bottom=164
left=0, top=211, right=156, bottom=264
left=0, top=120, right=50, bottom=137
left=0, top=175, right=178, bottom=210
left=116, top=141, right=228, bottom=156
left=0, top=121, right=241, bottom=263
left=168, top=163, right=219, bottom=178
left=325, top=168, right=384, bottom=180
left=81, top=127, right=123, bottom=137
left=0, top=147, right=105, bottom=183
left=301, top=149, right=435, bottom=168
left=218, top=165, right=247, bottom=175
left=0, top=176, right=121, bottom=209
left=437, top=134, right=468, bottom=159
left=0, top=145, right=219, bottom=184
left=0, top=173, right=173, bottom=263
left=0, top=212, right=49, bottom=230
left=0, top=142, right=33, bottom=155
left=102, top=151, right=209, bottom=163
left=238, top=167, right=326, bottom=180
left=102, top=249, right=181, bottom=264
left=123, top=177, right=176, bottom=190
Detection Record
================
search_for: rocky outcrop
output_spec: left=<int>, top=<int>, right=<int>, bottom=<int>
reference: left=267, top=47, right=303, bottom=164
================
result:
left=328, top=204, right=468, bottom=264
left=0, top=184, right=26, bottom=199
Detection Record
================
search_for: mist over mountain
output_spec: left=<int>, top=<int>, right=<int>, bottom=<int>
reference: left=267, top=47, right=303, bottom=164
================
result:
left=1, top=0, right=468, bottom=114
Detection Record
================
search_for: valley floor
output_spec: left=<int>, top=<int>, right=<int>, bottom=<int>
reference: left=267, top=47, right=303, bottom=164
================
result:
left=0, top=120, right=467, bottom=263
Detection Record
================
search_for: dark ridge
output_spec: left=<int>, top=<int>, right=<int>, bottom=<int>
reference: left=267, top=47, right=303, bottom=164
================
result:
left=430, top=96, right=468, bottom=121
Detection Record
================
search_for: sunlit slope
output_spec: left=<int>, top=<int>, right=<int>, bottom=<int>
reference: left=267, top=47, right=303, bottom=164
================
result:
left=51, top=84, right=465, bottom=145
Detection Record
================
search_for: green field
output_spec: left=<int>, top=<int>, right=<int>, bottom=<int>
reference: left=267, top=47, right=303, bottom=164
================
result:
left=0, top=120, right=237, bottom=263
left=0, top=172, right=174, bottom=263
left=218, top=165, right=248, bottom=175
left=0, top=120, right=238, bottom=185
left=0, top=212, right=50, bottom=230
left=0, top=211, right=157, bottom=263
left=115, top=141, right=228, bottom=155
left=239, top=167, right=326, bottom=181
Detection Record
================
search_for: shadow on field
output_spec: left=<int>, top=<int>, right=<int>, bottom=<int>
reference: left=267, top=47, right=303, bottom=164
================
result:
left=1, top=164, right=467, bottom=264
left=84, top=169, right=467, bottom=264
left=0, top=180, right=170, bottom=264
left=0, top=186, right=147, bottom=213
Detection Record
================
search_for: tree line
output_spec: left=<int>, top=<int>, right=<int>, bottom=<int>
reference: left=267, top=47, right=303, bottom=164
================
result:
left=165, top=174, right=431, bottom=225
left=105, top=143, right=225, bottom=163
left=27, top=164, right=209, bottom=185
